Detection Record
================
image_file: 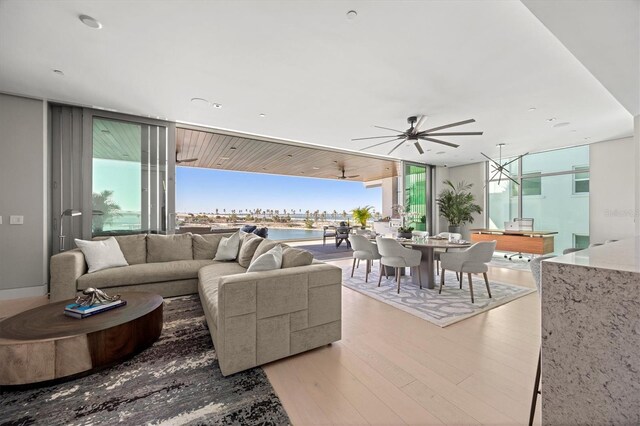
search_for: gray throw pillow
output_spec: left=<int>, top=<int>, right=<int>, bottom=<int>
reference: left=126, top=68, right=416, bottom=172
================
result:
left=147, top=233, right=193, bottom=263
left=113, top=234, right=147, bottom=265
left=237, top=233, right=263, bottom=268
left=192, top=234, right=227, bottom=259
left=251, top=239, right=281, bottom=264
left=281, top=247, right=314, bottom=268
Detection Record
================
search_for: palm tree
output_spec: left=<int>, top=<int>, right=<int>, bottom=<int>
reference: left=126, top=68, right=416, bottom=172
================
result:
left=92, top=190, right=121, bottom=233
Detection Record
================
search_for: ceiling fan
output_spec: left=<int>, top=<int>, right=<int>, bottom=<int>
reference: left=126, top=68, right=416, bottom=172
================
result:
left=353, top=115, right=483, bottom=155
left=337, top=168, right=359, bottom=180
left=176, top=152, right=198, bottom=164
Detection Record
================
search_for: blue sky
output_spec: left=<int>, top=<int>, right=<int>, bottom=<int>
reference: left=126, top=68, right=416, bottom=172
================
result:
left=176, top=167, right=381, bottom=214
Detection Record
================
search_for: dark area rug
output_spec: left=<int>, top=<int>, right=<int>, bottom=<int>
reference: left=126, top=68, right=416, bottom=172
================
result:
left=295, top=242, right=353, bottom=261
left=0, top=295, right=290, bottom=426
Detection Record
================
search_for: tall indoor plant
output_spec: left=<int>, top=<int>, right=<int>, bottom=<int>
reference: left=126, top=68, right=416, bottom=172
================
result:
left=436, top=180, right=482, bottom=233
left=351, top=205, right=373, bottom=229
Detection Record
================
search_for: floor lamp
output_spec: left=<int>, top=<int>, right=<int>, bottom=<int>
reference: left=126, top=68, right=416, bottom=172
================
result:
left=59, top=209, right=82, bottom=252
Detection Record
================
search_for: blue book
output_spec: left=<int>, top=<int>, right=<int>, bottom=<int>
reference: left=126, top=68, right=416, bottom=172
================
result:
left=65, top=299, right=126, bottom=314
left=64, top=300, right=127, bottom=318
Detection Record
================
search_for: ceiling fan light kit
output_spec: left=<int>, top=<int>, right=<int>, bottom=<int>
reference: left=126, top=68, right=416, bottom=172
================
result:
left=354, top=115, right=483, bottom=156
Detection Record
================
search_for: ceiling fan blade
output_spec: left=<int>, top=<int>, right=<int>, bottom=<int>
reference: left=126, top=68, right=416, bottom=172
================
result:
left=502, top=152, right=529, bottom=167
left=360, top=137, right=404, bottom=151
left=387, top=140, right=407, bottom=155
left=498, top=173, right=502, bottom=185
left=352, top=135, right=399, bottom=141
left=415, top=115, right=428, bottom=133
left=485, top=169, right=502, bottom=188
left=373, top=125, right=405, bottom=133
left=414, top=141, right=424, bottom=154
left=419, top=136, right=459, bottom=148
left=488, top=169, right=501, bottom=182
left=504, top=173, right=519, bottom=185
left=420, top=119, right=476, bottom=134
left=422, top=131, right=484, bottom=136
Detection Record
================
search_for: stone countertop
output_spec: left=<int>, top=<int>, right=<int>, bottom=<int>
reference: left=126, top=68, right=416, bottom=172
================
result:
left=546, top=237, right=640, bottom=273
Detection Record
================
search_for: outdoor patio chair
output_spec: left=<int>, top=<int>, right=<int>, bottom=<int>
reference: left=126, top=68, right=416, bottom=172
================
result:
left=335, top=223, right=351, bottom=248
left=322, top=225, right=336, bottom=246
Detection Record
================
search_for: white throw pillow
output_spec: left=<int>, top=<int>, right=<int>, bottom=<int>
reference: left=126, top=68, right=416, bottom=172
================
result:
left=74, top=237, right=129, bottom=273
left=214, top=231, right=241, bottom=261
left=247, top=244, right=283, bottom=272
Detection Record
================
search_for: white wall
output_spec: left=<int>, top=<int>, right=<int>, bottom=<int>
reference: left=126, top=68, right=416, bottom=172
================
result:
left=435, top=163, right=486, bottom=240
left=590, top=136, right=635, bottom=243
left=0, top=93, right=49, bottom=298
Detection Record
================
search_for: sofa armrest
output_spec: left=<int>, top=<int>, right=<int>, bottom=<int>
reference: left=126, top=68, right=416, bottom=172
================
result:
left=50, top=249, right=87, bottom=301
left=215, top=263, right=342, bottom=375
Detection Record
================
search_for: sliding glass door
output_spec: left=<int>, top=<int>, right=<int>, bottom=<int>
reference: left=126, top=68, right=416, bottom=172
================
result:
left=84, top=112, right=173, bottom=237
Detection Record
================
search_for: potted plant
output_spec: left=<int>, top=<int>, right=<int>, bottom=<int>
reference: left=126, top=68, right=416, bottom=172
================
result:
left=436, top=180, right=482, bottom=233
left=397, top=226, right=414, bottom=239
left=351, top=205, right=373, bottom=229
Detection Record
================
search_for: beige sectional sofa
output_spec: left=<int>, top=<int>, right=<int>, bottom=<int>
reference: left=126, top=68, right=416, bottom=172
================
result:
left=49, top=232, right=342, bottom=376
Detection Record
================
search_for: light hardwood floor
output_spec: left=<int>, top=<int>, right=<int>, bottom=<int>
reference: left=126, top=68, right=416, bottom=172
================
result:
left=263, top=258, right=541, bottom=425
left=0, top=259, right=540, bottom=425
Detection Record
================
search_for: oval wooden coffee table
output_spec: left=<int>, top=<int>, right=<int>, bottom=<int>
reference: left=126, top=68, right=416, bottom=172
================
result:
left=0, top=291, right=163, bottom=388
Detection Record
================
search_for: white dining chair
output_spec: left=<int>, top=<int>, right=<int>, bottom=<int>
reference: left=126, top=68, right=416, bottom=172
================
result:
left=350, top=234, right=381, bottom=283
left=376, top=237, right=422, bottom=293
left=439, top=241, right=496, bottom=303
left=434, top=232, right=462, bottom=276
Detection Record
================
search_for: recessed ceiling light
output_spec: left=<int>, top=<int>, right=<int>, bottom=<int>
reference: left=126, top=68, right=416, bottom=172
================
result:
left=219, top=157, right=230, bottom=160
left=212, top=103, right=222, bottom=109
left=79, top=14, right=102, bottom=29
left=287, top=154, right=293, bottom=158
left=436, top=151, right=445, bottom=155
left=546, top=117, right=556, bottom=122
left=312, top=167, right=320, bottom=170
left=346, top=10, right=358, bottom=20
left=528, top=107, right=537, bottom=112
left=584, top=137, right=591, bottom=140
left=553, top=122, right=570, bottom=128
left=191, top=97, right=209, bottom=106
left=259, top=113, right=266, bottom=118
left=216, top=163, right=222, bottom=166
left=496, top=143, right=506, bottom=147
left=230, top=147, right=237, bottom=150
left=52, top=69, right=64, bottom=76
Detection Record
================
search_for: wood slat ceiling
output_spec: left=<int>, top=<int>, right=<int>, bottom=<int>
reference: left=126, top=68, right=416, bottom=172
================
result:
left=176, top=127, right=400, bottom=182
left=93, top=118, right=142, bottom=162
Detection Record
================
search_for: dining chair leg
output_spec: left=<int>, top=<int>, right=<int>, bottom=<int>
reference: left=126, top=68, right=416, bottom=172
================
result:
left=483, top=272, right=492, bottom=298
left=468, top=273, right=475, bottom=303
left=378, top=262, right=383, bottom=287
left=351, top=258, right=356, bottom=278
left=459, top=271, right=463, bottom=289
left=365, top=260, right=369, bottom=283
left=439, top=269, right=445, bottom=294
left=529, top=349, right=542, bottom=426
left=417, top=265, right=422, bottom=289
left=396, top=268, right=401, bottom=294
left=357, top=259, right=360, bottom=268
left=436, top=259, right=440, bottom=276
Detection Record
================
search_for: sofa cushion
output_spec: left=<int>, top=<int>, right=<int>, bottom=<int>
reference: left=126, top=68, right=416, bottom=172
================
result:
left=193, top=234, right=230, bottom=260
left=147, top=234, right=193, bottom=263
left=78, top=259, right=246, bottom=289
left=281, top=247, right=314, bottom=268
left=251, top=238, right=281, bottom=263
left=114, top=234, right=147, bottom=265
left=238, top=233, right=263, bottom=268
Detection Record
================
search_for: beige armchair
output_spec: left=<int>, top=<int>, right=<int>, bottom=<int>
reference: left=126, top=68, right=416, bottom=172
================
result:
left=439, top=241, right=496, bottom=303
left=376, top=237, right=422, bottom=293
left=350, top=234, right=381, bottom=282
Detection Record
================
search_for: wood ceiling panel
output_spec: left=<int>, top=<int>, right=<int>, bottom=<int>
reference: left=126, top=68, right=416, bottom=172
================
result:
left=175, top=126, right=401, bottom=182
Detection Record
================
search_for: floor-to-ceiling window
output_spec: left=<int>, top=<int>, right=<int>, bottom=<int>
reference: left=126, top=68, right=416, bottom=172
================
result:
left=404, top=163, right=429, bottom=232
left=487, top=145, right=589, bottom=254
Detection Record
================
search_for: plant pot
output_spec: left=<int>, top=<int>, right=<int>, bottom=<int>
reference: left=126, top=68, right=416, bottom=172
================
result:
left=448, top=225, right=461, bottom=234
left=397, top=232, right=413, bottom=239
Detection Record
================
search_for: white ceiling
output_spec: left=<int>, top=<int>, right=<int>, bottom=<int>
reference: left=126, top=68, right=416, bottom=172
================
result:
left=0, top=0, right=634, bottom=166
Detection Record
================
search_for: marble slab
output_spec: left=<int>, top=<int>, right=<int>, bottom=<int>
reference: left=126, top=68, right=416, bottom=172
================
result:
left=541, top=257, right=640, bottom=424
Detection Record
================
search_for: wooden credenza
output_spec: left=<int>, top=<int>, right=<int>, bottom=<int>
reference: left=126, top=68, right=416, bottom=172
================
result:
left=470, top=229, right=556, bottom=254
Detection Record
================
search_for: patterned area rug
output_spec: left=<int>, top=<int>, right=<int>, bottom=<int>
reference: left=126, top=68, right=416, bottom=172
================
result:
left=0, top=296, right=290, bottom=426
left=489, top=252, right=535, bottom=271
left=343, top=266, right=535, bottom=327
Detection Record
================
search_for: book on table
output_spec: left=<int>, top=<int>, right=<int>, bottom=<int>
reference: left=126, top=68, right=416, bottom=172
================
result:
left=64, top=299, right=127, bottom=319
